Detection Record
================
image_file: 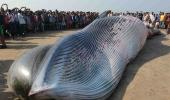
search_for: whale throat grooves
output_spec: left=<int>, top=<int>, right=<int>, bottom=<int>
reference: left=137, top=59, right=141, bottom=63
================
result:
left=8, top=15, right=148, bottom=100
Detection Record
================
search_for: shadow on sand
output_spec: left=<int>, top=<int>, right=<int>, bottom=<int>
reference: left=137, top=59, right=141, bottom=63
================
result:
left=4, top=30, right=76, bottom=50
left=23, top=30, right=76, bottom=40
left=108, top=34, right=170, bottom=100
left=0, top=60, right=15, bottom=100
left=7, top=44, right=38, bottom=50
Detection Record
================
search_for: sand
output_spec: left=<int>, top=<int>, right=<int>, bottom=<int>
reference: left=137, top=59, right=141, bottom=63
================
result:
left=0, top=30, right=170, bottom=100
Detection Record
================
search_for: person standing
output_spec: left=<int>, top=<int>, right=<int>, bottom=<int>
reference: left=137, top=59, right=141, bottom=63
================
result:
left=9, top=10, right=17, bottom=39
left=17, top=10, right=26, bottom=36
left=159, top=12, right=166, bottom=29
left=143, top=12, right=150, bottom=28
left=0, top=10, right=7, bottom=48
left=149, top=12, right=156, bottom=28
left=61, top=14, right=66, bottom=30
left=155, top=14, right=160, bottom=29
left=166, top=13, right=170, bottom=34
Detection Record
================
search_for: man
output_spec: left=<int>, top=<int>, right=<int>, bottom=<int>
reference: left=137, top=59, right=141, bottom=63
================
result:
left=143, top=12, right=150, bottom=28
left=149, top=12, right=156, bottom=28
left=17, top=10, right=26, bottom=36
left=159, top=12, right=166, bottom=29
left=8, top=10, right=17, bottom=39
left=166, top=13, right=170, bottom=34
left=155, top=14, right=160, bottom=29
left=0, top=10, right=7, bottom=48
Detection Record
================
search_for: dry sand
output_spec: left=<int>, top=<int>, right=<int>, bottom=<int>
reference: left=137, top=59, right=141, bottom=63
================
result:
left=0, top=30, right=170, bottom=100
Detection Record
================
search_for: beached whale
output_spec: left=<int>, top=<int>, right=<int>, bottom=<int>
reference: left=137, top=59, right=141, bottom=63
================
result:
left=8, top=14, right=148, bottom=100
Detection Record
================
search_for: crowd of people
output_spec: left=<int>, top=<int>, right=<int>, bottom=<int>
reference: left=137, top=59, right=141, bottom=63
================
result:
left=0, top=4, right=99, bottom=48
left=108, top=11, right=170, bottom=33
left=0, top=4, right=170, bottom=49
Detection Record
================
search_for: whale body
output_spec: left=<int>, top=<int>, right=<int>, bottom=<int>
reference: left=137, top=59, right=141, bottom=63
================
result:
left=8, top=15, right=148, bottom=100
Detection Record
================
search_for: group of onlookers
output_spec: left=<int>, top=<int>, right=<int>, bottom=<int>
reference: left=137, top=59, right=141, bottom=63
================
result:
left=108, top=11, right=170, bottom=34
left=1, top=5, right=170, bottom=49
left=0, top=5, right=99, bottom=48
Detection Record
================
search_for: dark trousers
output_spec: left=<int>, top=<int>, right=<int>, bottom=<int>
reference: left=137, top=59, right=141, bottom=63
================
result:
left=9, top=22, right=17, bottom=38
left=19, top=24, right=26, bottom=36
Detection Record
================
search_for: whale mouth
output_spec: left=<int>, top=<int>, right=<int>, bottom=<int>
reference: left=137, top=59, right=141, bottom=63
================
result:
left=29, top=88, right=47, bottom=96
left=29, top=84, right=55, bottom=96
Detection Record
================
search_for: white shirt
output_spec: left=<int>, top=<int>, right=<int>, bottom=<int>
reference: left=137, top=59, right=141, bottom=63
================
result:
left=143, top=14, right=150, bottom=26
left=18, top=13, right=26, bottom=24
left=149, top=13, right=155, bottom=23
